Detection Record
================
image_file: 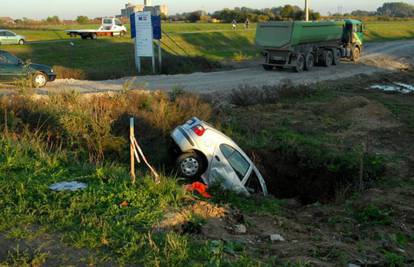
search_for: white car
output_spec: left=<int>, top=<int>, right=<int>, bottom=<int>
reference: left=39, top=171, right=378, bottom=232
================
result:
left=171, top=117, right=268, bottom=196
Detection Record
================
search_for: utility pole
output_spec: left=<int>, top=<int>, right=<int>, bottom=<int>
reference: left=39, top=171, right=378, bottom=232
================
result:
left=305, top=0, right=310, bottom=21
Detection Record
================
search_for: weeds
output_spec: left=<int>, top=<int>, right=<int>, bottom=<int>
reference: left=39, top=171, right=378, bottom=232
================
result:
left=353, top=204, right=392, bottom=225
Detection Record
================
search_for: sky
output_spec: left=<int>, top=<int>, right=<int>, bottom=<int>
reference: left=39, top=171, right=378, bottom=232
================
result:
left=2, top=0, right=414, bottom=20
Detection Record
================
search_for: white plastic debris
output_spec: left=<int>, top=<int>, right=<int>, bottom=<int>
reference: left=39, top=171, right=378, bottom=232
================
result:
left=49, top=181, right=87, bottom=192
left=270, top=234, right=286, bottom=242
left=370, top=83, right=414, bottom=94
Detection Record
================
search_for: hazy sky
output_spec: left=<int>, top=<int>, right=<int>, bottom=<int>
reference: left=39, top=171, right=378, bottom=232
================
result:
left=3, top=0, right=414, bottom=19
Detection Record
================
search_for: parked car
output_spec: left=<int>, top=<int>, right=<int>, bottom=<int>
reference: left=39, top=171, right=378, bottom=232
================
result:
left=171, top=117, right=268, bottom=196
left=0, top=30, right=25, bottom=45
left=0, top=50, right=56, bottom=88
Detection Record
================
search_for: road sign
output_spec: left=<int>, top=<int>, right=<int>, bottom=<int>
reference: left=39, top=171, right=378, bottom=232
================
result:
left=130, top=12, right=162, bottom=73
left=134, top=11, right=154, bottom=57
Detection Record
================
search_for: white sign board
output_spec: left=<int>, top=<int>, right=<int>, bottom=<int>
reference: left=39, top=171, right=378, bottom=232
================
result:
left=134, top=11, right=153, bottom=57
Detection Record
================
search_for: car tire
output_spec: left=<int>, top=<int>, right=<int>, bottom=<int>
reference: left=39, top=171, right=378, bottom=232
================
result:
left=177, top=152, right=205, bottom=179
left=32, top=72, right=48, bottom=88
left=120, top=31, right=126, bottom=37
left=18, top=39, right=25, bottom=45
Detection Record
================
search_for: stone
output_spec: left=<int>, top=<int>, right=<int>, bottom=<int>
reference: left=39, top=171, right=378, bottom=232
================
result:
left=270, top=234, right=285, bottom=242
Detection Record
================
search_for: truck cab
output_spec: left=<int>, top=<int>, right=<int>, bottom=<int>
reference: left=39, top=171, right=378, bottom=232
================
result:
left=99, top=18, right=126, bottom=33
left=343, top=19, right=364, bottom=62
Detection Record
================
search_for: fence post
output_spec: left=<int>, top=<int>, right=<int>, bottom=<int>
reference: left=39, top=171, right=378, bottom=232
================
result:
left=130, top=117, right=136, bottom=184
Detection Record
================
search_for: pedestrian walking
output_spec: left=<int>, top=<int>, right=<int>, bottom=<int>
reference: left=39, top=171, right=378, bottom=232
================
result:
left=232, top=19, right=237, bottom=30
left=245, top=18, right=250, bottom=29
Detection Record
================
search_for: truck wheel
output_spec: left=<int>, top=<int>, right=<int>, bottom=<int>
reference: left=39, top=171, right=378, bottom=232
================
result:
left=304, top=53, right=315, bottom=71
left=70, top=33, right=76, bottom=38
left=352, top=46, right=361, bottom=62
left=120, top=31, right=126, bottom=37
left=294, top=54, right=305, bottom=73
left=332, top=49, right=341, bottom=65
left=18, top=39, right=25, bottom=45
left=177, top=152, right=205, bottom=179
left=263, top=64, right=274, bottom=71
left=322, top=50, right=333, bottom=67
left=91, top=33, right=97, bottom=40
left=81, top=35, right=87, bottom=40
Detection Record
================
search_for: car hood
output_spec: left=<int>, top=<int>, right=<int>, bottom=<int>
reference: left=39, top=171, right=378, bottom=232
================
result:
left=28, top=63, right=53, bottom=73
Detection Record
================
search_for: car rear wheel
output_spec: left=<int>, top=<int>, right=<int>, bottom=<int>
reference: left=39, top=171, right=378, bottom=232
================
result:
left=32, top=72, right=48, bottom=88
left=177, top=152, right=205, bottom=179
left=18, top=39, right=25, bottom=45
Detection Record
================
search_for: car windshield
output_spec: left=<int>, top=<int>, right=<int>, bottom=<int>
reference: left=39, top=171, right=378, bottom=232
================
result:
left=103, top=19, right=112, bottom=24
left=0, top=52, right=20, bottom=65
left=220, top=144, right=250, bottom=180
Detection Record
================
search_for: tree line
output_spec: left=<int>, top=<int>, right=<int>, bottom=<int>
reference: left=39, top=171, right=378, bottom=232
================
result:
left=170, top=5, right=321, bottom=23
left=350, top=2, right=414, bottom=18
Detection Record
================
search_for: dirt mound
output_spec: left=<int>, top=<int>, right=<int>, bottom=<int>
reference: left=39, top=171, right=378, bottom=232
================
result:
left=323, top=96, right=400, bottom=131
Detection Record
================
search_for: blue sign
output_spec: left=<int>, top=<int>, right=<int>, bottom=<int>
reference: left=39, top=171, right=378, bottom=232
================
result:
left=130, top=13, right=136, bottom=39
left=130, top=13, right=162, bottom=40
left=152, top=16, right=162, bottom=40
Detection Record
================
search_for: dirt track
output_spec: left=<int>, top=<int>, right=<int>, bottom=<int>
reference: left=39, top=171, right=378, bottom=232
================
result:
left=20, top=40, right=414, bottom=94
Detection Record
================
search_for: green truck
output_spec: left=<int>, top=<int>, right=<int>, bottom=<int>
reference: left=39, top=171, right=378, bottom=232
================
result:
left=255, top=19, right=364, bottom=72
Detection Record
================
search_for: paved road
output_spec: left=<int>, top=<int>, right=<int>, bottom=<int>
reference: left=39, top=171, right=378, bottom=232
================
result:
left=7, top=39, right=414, bottom=95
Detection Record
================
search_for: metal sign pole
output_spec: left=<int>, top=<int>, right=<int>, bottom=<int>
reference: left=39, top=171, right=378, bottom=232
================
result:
left=158, top=39, right=162, bottom=73
left=152, top=42, right=156, bottom=74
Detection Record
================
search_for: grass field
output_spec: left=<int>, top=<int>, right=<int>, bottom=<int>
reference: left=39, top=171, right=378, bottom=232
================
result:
left=0, top=20, right=414, bottom=80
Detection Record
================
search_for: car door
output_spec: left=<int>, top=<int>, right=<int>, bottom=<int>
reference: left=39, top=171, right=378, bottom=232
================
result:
left=4, top=31, right=17, bottom=44
left=208, top=143, right=252, bottom=194
left=0, top=52, right=25, bottom=82
left=0, top=31, right=6, bottom=44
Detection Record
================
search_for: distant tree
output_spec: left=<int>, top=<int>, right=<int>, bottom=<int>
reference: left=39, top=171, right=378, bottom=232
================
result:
left=351, top=10, right=376, bottom=17
left=46, top=15, right=60, bottom=24
left=76, top=16, right=89, bottom=24
left=377, top=2, right=414, bottom=17
left=186, top=11, right=204, bottom=22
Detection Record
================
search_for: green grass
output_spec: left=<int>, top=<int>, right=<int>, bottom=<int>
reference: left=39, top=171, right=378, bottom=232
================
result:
left=0, top=136, right=268, bottom=266
left=1, top=20, right=414, bottom=79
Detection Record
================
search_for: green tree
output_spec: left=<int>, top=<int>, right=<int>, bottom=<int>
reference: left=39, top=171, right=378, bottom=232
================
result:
left=46, top=15, right=60, bottom=24
left=76, top=16, right=89, bottom=24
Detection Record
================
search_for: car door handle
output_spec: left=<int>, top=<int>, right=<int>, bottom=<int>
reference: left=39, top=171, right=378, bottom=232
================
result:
left=214, top=156, right=221, bottom=162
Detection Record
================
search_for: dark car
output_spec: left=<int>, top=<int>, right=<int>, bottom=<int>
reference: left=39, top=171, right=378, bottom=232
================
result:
left=0, top=50, right=56, bottom=88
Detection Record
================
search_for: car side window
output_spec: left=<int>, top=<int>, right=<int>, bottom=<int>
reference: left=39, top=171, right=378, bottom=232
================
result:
left=0, top=31, right=5, bottom=36
left=0, top=55, right=8, bottom=64
left=219, top=144, right=250, bottom=180
left=5, top=31, right=15, bottom=37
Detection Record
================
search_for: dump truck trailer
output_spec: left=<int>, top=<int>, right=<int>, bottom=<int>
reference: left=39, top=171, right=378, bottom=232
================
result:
left=255, top=19, right=364, bottom=72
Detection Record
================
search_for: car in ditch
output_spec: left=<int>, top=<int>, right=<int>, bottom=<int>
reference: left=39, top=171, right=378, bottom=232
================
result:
left=171, top=117, right=268, bottom=196
left=0, top=30, right=26, bottom=45
left=0, top=50, right=56, bottom=88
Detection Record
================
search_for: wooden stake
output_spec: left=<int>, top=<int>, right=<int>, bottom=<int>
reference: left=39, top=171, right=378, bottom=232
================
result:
left=4, top=108, right=8, bottom=136
left=130, top=117, right=136, bottom=184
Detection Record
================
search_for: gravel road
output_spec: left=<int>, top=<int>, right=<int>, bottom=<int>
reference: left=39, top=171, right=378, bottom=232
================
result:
left=18, top=40, right=414, bottom=94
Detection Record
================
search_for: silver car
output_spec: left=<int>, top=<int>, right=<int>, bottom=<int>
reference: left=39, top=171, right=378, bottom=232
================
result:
left=171, top=117, right=268, bottom=196
left=0, top=30, right=26, bottom=45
